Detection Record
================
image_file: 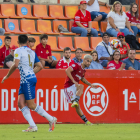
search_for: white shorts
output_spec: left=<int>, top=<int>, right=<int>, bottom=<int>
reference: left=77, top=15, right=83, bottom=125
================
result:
left=64, top=84, right=77, bottom=103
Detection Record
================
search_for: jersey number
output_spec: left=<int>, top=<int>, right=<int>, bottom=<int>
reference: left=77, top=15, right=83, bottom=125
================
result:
left=28, top=54, right=33, bottom=68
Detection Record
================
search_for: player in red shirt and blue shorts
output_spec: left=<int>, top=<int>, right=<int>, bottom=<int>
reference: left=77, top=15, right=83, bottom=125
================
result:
left=64, top=54, right=97, bottom=125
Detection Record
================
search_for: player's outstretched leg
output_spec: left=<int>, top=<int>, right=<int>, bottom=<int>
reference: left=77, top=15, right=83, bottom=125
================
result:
left=26, top=99, right=57, bottom=132
left=18, top=94, right=37, bottom=132
left=75, top=103, right=92, bottom=125
left=71, top=84, right=84, bottom=108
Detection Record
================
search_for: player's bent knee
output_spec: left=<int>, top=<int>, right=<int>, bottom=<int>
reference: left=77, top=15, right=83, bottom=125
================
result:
left=27, top=103, right=36, bottom=110
left=79, top=84, right=84, bottom=90
left=18, top=101, right=25, bottom=109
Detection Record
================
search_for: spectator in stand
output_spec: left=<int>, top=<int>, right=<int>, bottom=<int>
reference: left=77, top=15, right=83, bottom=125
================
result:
left=3, top=0, right=11, bottom=2
left=0, top=36, right=11, bottom=66
left=71, top=1, right=98, bottom=37
left=96, top=33, right=114, bottom=67
left=3, top=45, right=18, bottom=69
left=73, top=48, right=83, bottom=64
left=35, top=34, right=57, bottom=68
left=106, top=1, right=134, bottom=37
left=107, top=50, right=126, bottom=70
left=56, top=47, right=75, bottom=69
left=86, top=50, right=103, bottom=69
left=126, top=3, right=140, bottom=36
left=27, top=37, right=36, bottom=49
left=86, top=0, right=110, bottom=21
left=123, top=48, right=140, bottom=70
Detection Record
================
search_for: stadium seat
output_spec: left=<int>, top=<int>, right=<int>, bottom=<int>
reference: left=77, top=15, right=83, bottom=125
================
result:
left=70, top=53, right=75, bottom=59
left=52, top=53, right=61, bottom=61
left=37, top=20, right=59, bottom=35
left=49, top=5, right=69, bottom=19
left=100, top=6, right=110, bottom=14
left=92, top=21, right=99, bottom=31
left=10, top=36, right=19, bottom=47
left=0, top=19, right=3, bottom=29
left=1, top=4, right=20, bottom=18
left=91, top=37, right=102, bottom=50
left=136, top=54, right=140, bottom=60
left=58, top=37, right=75, bottom=51
left=20, top=20, right=41, bottom=34
left=4, top=19, right=24, bottom=34
left=69, top=20, right=74, bottom=32
left=47, top=36, right=62, bottom=51
left=17, top=4, right=37, bottom=19
left=64, top=6, right=78, bottom=19
left=0, top=36, right=5, bottom=49
left=28, top=36, right=40, bottom=50
left=53, top=20, right=76, bottom=35
left=74, top=37, right=92, bottom=51
left=100, top=21, right=107, bottom=33
left=33, top=5, right=53, bottom=19
left=122, top=6, right=126, bottom=12
left=109, top=37, right=117, bottom=42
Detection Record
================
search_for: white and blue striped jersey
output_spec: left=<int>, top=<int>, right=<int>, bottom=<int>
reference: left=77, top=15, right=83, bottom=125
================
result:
left=14, top=46, right=40, bottom=84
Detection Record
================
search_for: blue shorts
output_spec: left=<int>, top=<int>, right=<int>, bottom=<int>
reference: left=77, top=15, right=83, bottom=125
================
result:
left=19, top=77, right=37, bottom=100
left=90, top=11, right=107, bottom=20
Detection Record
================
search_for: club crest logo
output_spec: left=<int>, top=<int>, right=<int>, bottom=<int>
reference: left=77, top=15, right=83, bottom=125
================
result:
left=83, top=83, right=109, bottom=116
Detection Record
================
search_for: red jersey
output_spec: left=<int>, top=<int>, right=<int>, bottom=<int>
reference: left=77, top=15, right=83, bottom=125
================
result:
left=35, top=43, right=52, bottom=59
left=0, top=45, right=11, bottom=65
left=64, top=63, right=86, bottom=88
left=107, top=60, right=122, bottom=70
left=73, top=9, right=91, bottom=28
left=56, top=57, right=75, bottom=69
left=126, top=11, right=140, bottom=25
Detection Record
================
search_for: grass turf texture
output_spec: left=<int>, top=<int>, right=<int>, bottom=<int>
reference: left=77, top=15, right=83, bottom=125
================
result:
left=0, top=124, right=140, bottom=140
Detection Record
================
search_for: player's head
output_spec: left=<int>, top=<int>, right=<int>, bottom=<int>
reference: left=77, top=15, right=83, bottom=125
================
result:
left=18, top=35, right=28, bottom=46
left=75, top=48, right=83, bottom=60
left=117, top=32, right=125, bottom=42
left=128, top=48, right=136, bottom=60
left=113, top=50, right=121, bottom=61
left=4, top=36, right=11, bottom=47
left=83, top=54, right=92, bottom=67
left=40, top=34, right=48, bottom=45
left=63, top=47, right=71, bottom=59
left=28, top=37, right=36, bottom=48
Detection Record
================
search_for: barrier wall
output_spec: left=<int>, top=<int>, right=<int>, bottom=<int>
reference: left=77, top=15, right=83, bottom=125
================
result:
left=0, top=69, right=140, bottom=124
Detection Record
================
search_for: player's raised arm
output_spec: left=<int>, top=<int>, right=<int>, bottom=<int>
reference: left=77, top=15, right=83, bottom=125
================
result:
left=81, top=77, right=97, bottom=88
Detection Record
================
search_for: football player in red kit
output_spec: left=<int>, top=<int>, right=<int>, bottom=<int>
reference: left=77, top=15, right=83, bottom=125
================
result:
left=64, top=54, right=97, bottom=125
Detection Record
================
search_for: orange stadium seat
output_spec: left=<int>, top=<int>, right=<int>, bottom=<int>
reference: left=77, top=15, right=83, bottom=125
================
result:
left=64, top=6, right=78, bottom=19
left=33, top=5, right=53, bottom=19
left=37, top=20, right=59, bottom=35
left=17, top=4, right=37, bottom=19
left=28, top=36, right=40, bottom=50
left=4, top=19, right=24, bottom=34
left=53, top=20, right=76, bottom=35
left=91, top=37, right=102, bottom=50
left=58, top=37, right=75, bottom=51
left=52, top=53, right=61, bottom=61
left=20, top=20, right=41, bottom=34
left=1, top=4, right=20, bottom=18
left=92, top=21, right=99, bottom=31
left=122, top=6, right=126, bottom=12
left=100, top=6, right=110, bottom=14
left=49, top=5, right=69, bottom=19
left=70, top=53, right=75, bottom=59
left=69, top=20, right=74, bottom=32
left=10, top=36, right=19, bottom=47
left=136, top=54, right=140, bottom=60
left=47, top=36, right=62, bottom=51
left=74, top=37, right=92, bottom=51
left=100, top=21, right=107, bottom=33
left=0, top=36, right=5, bottom=49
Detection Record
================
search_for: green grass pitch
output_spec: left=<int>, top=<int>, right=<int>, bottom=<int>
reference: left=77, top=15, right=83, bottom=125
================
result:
left=0, top=124, right=140, bottom=140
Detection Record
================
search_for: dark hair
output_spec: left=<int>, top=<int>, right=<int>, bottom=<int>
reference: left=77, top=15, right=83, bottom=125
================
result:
left=63, top=47, right=71, bottom=53
left=112, top=50, right=121, bottom=61
left=40, top=34, right=48, bottom=40
left=102, top=32, right=110, bottom=38
left=18, top=35, right=28, bottom=44
left=129, top=48, right=136, bottom=52
left=90, top=50, right=99, bottom=62
left=4, top=36, right=11, bottom=40
left=130, top=3, right=139, bottom=19
left=28, top=37, right=36, bottom=43
left=75, top=48, right=83, bottom=53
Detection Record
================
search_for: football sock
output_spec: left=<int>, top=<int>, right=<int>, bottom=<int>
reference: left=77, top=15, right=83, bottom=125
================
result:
left=34, top=105, right=53, bottom=122
left=21, top=106, right=36, bottom=127
left=75, top=96, right=80, bottom=102
left=81, top=115, right=88, bottom=123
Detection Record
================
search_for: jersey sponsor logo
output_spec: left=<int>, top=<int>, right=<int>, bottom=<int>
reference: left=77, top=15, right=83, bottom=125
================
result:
left=75, top=74, right=81, bottom=80
left=46, top=50, right=49, bottom=54
left=108, top=63, right=114, bottom=67
left=72, top=64, right=76, bottom=67
left=15, top=54, right=18, bottom=57
left=83, top=83, right=109, bottom=116
left=75, top=16, right=80, bottom=20
left=41, top=51, right=43, bottom=53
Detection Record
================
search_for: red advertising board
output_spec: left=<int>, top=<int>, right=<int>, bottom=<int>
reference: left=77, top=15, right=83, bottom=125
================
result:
left=0, top=69, right=140, bottom=124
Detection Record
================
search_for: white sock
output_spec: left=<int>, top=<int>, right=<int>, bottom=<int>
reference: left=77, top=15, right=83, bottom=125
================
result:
left=21, top=106, right=36, bottom=127
left=34, top=105, right=53, bottom=122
